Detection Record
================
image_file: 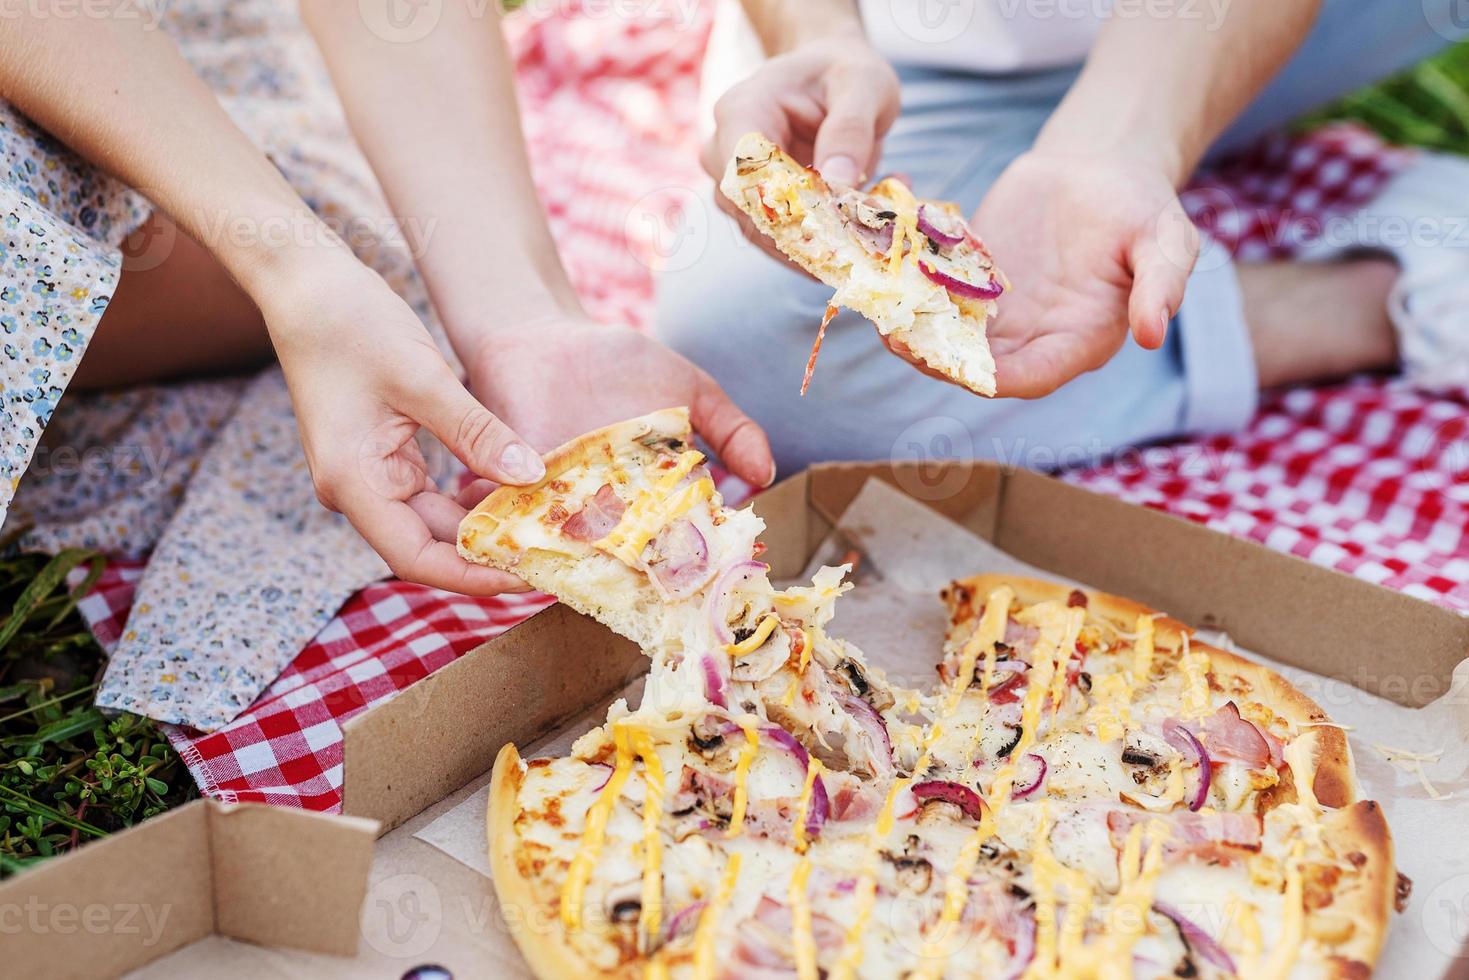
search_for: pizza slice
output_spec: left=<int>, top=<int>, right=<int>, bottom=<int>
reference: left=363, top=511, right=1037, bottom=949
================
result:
left=457, top=408, right=903, bottom=777
left=720, top=131, right=1007, bottom=396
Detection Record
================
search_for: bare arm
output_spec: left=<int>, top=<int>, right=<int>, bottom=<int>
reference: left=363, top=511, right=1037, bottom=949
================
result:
left=1038, top=0, right=1322, bottom=183
left=298, top=1, right=774, bottom=485
left=0, top=9, right=542, bottom=594
left=300, top=0, right=580, bottom=351
left=0, top=11, right=324, bottom=295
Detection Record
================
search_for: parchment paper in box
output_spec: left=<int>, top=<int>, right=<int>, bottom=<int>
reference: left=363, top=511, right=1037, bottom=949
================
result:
left=417, top=476, right=1469, bottom=977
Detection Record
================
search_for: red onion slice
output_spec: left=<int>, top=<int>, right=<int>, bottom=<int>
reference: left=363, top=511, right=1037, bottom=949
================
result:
left=588, top=762, right=614, bottom=792
left=833, top=691, right=895, bottom=777
left=661, top=900, right=707, bottom=947
left=1154, top=902, right=1237, bottom=974
left=1163, top=721, right=1212, bottom=811
left=806, top=775, right=830, bottom=842
left=1004, top=907, right=1038, bottom=980
left=1011, top=753, right=1048, bottom=799
left=647, top=520, right=710, bottom=598
left=704, top=560, right=768, bottom=644
left=911, top=780, right=987, bottom=822
left=760, top=724, right=811, bottom=772
left=916, top=204, right=966, bottom=249
left=701, top=653, right=729, bottom=709
left=918, top=260, right=1004, bottom=301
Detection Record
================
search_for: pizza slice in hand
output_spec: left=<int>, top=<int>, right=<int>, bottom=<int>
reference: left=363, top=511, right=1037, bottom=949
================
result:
left=721, top=131, right=1007, bottom=396
left=457, top=407, right=902, bottom=778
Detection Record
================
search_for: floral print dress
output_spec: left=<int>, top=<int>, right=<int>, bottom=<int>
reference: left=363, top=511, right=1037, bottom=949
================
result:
left=0, top=1, right=457, bottom=731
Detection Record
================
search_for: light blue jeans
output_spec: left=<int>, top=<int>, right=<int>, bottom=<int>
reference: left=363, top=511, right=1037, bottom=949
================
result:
left=656, top=0, right=1465, bottom=475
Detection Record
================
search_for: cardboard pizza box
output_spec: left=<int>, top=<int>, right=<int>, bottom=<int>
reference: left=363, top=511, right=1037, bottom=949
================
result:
left=0, top=798, right=378, bottom=978
left=19, top=460, right=1469, bottom=977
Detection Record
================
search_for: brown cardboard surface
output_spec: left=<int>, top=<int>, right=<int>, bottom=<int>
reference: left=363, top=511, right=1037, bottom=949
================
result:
left=2, top=799, right=378, bottom=978
left=209, top=805, right=378, bottom=956
left=3, top=801, right=213, bottom=980
left=341, top=602, right=646, bottom=834
left=991, top=467, right=1469, bottom=706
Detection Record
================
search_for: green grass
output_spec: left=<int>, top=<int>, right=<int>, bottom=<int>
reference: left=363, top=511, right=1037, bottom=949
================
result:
left=0, top=540, right=196, bottom=879
left=1305, top=42, right=1469, bottom=154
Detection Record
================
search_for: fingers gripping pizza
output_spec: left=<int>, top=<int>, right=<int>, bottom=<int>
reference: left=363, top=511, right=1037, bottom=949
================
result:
left=457, top=408, right=902, bottom=774
left=720, top=132, right=1006, bottom=396
left=466, top=414, right=1396, bottom=979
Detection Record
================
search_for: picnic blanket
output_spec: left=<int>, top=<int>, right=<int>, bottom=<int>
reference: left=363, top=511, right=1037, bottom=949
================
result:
left=73, top=4, right=1469, bottom=811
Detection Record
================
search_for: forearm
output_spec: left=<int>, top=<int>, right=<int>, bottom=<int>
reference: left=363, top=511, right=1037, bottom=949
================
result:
left=0, top=9, right=339, bottom=298
left=738, top=0, right=864, bottom=53
left=301, top=0, right=579, bottom=360
left=1038, top=0, right=1322, bottom=182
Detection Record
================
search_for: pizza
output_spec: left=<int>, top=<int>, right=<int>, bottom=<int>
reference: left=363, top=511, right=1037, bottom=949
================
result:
left=470, top=413, right=1398, bottom=979
left=457, top=407, right=901, bottom=772
left=719, top=131, right=1007, bottom=396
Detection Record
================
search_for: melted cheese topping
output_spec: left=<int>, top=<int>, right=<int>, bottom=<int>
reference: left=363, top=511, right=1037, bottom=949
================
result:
left=725, top=614, right=780, bottom=657
left=692, top=853, right=742, bottom=980
left=882, top=180, right=921, bottom=277
left=961, top=585, right=1013, bottom=704
left=724, top=715, right=761, bottom=838
left=1259, top=840, right=1307, bottom=980
left=1178, top=632, right=1213, bottom=719
left=631, top=730, right=666, bottom=946
left=595, top=450, right=712, bottom=565
left=792, top=758, right=826, bottom=852
left=789, top=857, right=818, bottom=980
left=560, top=724, right=636, bottom=929
left=1129, top=613, right=1157, bottom=685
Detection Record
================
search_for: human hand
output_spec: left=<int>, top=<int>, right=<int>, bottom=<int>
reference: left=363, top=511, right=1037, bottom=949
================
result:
left=463, top=312, right=775, bottom=490
left=972, top=148, right=1201, bottom=397
left=704, top=34, right=900, bottom=261
left=263, top=254, right=544, bottom=595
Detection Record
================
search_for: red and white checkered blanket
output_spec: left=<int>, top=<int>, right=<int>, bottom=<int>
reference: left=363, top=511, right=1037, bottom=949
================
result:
left=76, top=5, right=1469, bottom=812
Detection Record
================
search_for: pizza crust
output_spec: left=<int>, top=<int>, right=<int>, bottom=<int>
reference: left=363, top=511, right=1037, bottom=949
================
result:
left=488, top=743, right=629, bottom=980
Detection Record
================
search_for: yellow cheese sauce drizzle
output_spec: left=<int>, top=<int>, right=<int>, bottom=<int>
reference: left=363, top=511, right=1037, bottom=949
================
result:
left=1259, top=840, right=1307, bottom=980
left=882, top=180, right=921, bottom=276
left=1178, top=631, right=1214, bottom=720
left=792, top=757, right=826, bottom=852
left=724, top=715, right=762, bottom=838
left=1129, top=613, right=1157, bottom=686
left=725, top=614, right=780, bottom=657
left=560, top=723, right=636, bottom=929
left=631, top=731, right=666, bottom=949
left=960, top=585, right=1014, bottom=704
left=789, top=857, right=818, bottom=980
left=830, top=732, right=943, bottom=980
left=691, top=852, right=742, bottom=980
left=595, top=448, right=711, bottom=565
left=1086, top=820, right=1168, bottom=980
left=913, top=602, right=1080, bottom=980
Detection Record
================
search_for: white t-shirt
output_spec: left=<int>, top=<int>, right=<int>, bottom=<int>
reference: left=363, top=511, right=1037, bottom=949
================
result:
left=858, top=0, right=1104, bottom=73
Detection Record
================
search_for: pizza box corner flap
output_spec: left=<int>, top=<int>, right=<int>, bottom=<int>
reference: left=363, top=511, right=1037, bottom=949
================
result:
left=0, top=798, right=377, bottom=975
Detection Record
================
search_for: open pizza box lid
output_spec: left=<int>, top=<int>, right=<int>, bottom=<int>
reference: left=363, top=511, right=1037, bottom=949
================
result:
left=44, top=461, right=1469, bottom=977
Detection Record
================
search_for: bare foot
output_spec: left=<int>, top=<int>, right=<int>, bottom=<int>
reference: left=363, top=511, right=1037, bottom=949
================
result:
left=1238, top=258, right=1399, bottom=389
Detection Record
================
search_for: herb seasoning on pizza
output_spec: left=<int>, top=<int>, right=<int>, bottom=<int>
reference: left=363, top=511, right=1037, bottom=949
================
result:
left=465, top=411, right=1398, bottom=979
left=720, top=132, right=1006, bottom=396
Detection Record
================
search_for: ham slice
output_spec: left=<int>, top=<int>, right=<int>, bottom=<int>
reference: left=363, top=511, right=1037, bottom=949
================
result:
left=560, top=484, right=625, bottom=542
left=1196, top=702, right=1274, bottom=770
left=1107, top=809, right=1263, bottom=863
